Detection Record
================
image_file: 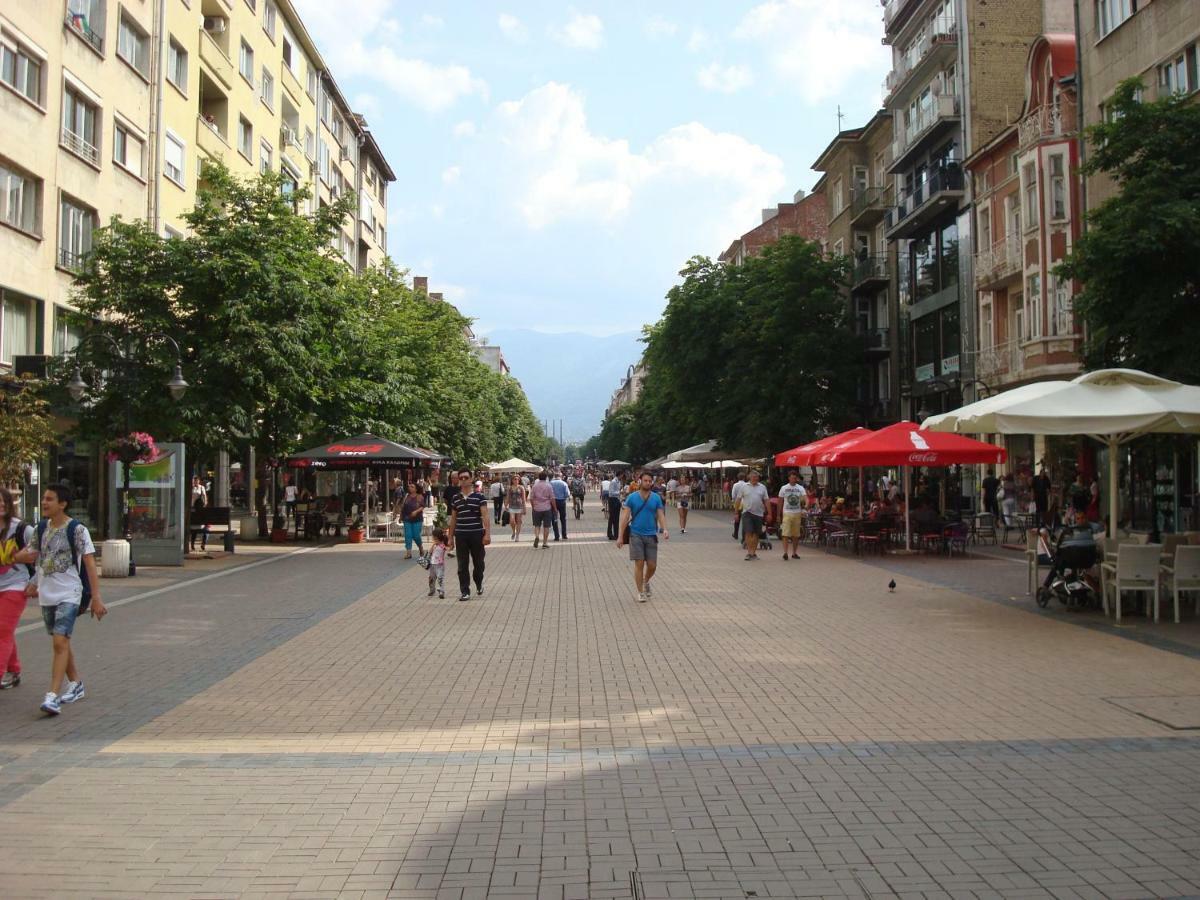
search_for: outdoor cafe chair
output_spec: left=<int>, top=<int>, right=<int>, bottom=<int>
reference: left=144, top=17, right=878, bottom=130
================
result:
left=944, top=521, right=970, bottom=556
left=1161, top=545, right=1200, bottom=624
left=973, top=513, right=998, bottom=545
left=1100, top=544, right=1163, bottom=624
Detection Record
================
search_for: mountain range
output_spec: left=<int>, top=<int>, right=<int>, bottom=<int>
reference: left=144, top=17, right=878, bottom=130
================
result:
left=478, top=328, right=644, bottom=444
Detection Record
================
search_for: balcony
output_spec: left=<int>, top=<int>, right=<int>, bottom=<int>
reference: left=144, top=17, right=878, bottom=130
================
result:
left=885, top=163, right=965, bottom=238
left=65, top=11, right=104, bottom=53
left=281, top=125, right=301, bottom=151
left=889, top=94, right=961, bottom=172
left=883, top=16, right=957, bottom=102
left=974, top=339, right=1023, bottom=384
left=281, top=61, right=304, bottom=104
left=860, top=327, right=891, bottom=356
left=198, top=27, right=234, bottom=89
left=849, top=186, right=889, bottom=226
left=974, top=236, right=1021, bottom=288
left=196, top=114, right=229, bottom=159
left=1017, top=97, right=1076, bottom=149
left=60, top=126, right=100, bottom=166
left=852, top=254, right=889, bottom=291
left=57, top=246, right=88, bottom=273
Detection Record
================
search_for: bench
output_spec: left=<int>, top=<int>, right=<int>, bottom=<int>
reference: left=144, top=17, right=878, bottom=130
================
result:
left=190, top=507, right=233, bottom=551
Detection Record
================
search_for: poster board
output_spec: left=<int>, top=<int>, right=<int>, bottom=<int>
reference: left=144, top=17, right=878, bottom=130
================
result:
left=108, top=443, right=186, bottom=566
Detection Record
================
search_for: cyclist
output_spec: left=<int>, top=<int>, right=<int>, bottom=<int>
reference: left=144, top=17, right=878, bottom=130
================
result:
left=570, top=473, right=586, bottom=518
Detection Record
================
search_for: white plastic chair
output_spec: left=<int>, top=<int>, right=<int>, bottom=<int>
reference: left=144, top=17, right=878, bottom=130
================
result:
left=1026, top=530, right=1042, bottom=595
left=1100, top=544, right=1163, bottom=623
left=1161, top=545, right=1200, bottom=624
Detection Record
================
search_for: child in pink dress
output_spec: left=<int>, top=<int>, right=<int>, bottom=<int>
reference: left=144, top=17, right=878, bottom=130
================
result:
left=427, top=528, right=448, bottom=598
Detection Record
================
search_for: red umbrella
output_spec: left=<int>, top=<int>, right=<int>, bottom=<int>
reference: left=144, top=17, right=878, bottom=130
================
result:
left=814, top=421, right=1006, bottom=467
left=774, top=427, right=873, bottom=467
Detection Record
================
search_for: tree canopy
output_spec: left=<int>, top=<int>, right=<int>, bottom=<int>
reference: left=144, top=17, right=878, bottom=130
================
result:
left=1057, top=78, right=1200, bottom=382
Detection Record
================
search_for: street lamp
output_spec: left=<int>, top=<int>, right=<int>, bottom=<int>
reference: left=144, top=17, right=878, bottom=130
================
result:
left=66, top=331, right=189, bottom=575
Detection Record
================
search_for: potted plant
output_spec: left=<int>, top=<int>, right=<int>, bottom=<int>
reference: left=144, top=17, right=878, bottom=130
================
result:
left=347, top=515, right=366, bottom=543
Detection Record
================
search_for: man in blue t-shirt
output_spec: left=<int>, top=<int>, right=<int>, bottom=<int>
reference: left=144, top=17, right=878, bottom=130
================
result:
left=616, top=471, right=668, bottom=602
left=549, top=471, right=570, bottom=540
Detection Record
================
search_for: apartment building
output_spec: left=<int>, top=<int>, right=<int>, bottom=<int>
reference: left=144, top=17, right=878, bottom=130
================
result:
left=1078, top=0, right=1200, bottom=209
left=717, top=190, right=827, bottom=266
left=607, top=363, right=646, bottom=419
left=881, top=0, right=1071, bottom=420
left=0, top=0, right=397, bottom=529
left=811, top=111, right=898, bottom=427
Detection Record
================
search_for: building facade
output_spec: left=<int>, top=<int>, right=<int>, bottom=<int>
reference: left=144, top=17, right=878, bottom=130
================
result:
left=606, top=362, right=646, bottom=419
left=811, top=112, right=899, bottom=428
left=0, top=0, right=397, bottom=529
left=717, top=190, right=828, bottom=266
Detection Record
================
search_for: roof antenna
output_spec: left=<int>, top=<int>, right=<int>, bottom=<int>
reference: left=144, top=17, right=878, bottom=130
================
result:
left=837, top=104, right=845, bottom=131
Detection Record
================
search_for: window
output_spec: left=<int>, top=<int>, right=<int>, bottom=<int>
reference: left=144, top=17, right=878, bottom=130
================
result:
left=53, top=307, right=84, bottom=357
left=167, top=38, right=187, bottom=92
left=61, top=84, right=100, bottom=164
left=1052, top=275, right=1072, bottom=335
left=1025, top=274, right=1042, bottom=339
left=164, top=132, right=185, bottom=185
left=66, top=0, right=105, bottom=53
left=1097, top=0, right=1136, bottom=39
left=832, top=238, right=844, bottom=257
left=977, top=206, right=991, bottom=252
left=259, top=139, right=272, bottom=174
left=1022, top=162, right=1038, bottom=230
left=980, top=296, right=994, bottom=350
left=117, top=12, right=149, bottom=77
left=1, top=290, right=37, bottom=363
left=263, top=0, right=277, bottom=39
left=831, top=177, right=843, bottom=217
left=306, top=64, right=317, bottom=98
left=260, top=68, right=273, bottom=108
left=113, top=120, right=144, bottom=178
left=1, top=28, right=43, bottom=105
left=1049, top=155, right=1066, bottom=219
left=1158, top=45, right=1197, bottom=96
left=0, top=161, right=40, bottom=235
left=378, top=225, right=386, bottom=252
left=282, top=35, right=294, bottom=72
left=320, top=91, right=332, bottom=125
left=318, top=140, right=330, bottom=183
left=304, top=126, right=315, bottom=161
left=280, top=162, right=299, bottom=203
left=237, top=116, right=253, bottom=159
left=58, top=195, right=96, bottom=271
left=1005, top=192, right=1021, bottom=241
left=239, top=40, right=254, bottom=84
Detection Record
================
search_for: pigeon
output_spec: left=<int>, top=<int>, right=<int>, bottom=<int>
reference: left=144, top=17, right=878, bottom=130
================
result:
left=888, top=579, right=896, bottom=592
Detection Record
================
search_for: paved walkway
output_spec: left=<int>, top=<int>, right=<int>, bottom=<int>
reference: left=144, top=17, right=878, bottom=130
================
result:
left=1, top=508, right=1199, bottom=899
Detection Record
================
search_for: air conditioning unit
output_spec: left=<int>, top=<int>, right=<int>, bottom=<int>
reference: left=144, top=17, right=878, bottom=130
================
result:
left=339, top=144, right=349, bottom=162
left=203, top=16, right=227, bottom=33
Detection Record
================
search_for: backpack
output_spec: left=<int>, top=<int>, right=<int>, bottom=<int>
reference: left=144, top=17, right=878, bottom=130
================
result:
left=34, top=518, right=92, bottom=614
left=10, top=519, right=36, bottom=578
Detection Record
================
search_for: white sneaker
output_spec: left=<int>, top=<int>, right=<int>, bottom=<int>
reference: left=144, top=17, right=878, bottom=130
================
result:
left=60, top=680, right=85, bottom=704
left=41, top=692, right=61, bottom=716
left=643, top=582, right=652, bottom=598
left=637, top=591, right=647, bottom=603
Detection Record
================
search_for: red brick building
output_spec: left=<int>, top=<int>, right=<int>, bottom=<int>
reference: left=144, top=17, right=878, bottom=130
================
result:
left=718, top=190, right=828, bottom=266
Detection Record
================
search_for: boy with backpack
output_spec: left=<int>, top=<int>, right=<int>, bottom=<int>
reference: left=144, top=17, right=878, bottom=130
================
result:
left=14, top=484, right=107, bottom=716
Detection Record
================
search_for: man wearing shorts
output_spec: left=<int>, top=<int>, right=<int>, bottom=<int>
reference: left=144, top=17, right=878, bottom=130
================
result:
left=778, top=471, right=808, bottom=560
left=529, top=471, right=556, bottom=549
left=616, top=471, right=668, bottom=602
left=738, top=470, right=770, bottom=561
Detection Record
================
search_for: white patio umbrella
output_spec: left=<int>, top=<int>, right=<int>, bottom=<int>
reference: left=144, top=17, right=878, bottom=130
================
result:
left=667, top=440, right=757, bottom=464
left=486, top=457, right=538, bottom=473
left=922, top=369, right=1200, bottom=538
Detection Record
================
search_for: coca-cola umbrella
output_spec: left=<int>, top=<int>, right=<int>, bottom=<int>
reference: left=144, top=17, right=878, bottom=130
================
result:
left=812, top=421, right=1007, bottom=551
left=775, top=427, right=875, bottom=511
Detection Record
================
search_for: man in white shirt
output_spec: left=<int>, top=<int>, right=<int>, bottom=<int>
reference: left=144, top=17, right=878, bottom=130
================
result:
left=738, top=471, right=770, bottom=561
left=778, top=472, right=808, bottom=560
left=730, top=473, right=748, bottom=540
left=487, top=477, right=505, bottom=525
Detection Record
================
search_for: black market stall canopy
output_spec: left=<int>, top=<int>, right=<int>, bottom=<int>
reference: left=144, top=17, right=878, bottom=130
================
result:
left=285, top=434, right=444, bottom=470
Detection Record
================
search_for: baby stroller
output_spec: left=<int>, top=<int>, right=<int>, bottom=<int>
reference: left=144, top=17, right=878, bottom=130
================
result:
left=1036, top=525, right=1100, bottom=610
left=759, top=498, right=781, bottom=551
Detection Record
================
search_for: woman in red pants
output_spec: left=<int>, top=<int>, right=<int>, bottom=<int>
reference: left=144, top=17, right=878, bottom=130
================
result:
left=0, top=487, right=35, bottom=690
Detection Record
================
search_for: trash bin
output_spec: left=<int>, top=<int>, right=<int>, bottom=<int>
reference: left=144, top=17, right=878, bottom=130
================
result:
left=223, top=530, right=236, bottom=552
left=100, top=539, right=131, bottom=578
left=238, top=516, right=260, bottom=541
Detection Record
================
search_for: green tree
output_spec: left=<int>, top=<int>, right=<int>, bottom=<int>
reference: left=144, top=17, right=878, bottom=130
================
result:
left=0, top=376, right=57, bottom=514
left=1057, top=78, right=1200, bottom=381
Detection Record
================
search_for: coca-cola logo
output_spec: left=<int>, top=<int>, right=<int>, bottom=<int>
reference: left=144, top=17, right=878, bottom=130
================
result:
left=328, top=443, right=384, bottom=455
left=908, top=452, right=939, bottom=464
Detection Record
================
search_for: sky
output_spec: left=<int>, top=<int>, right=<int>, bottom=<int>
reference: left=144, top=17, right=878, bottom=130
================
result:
left=291, top=1, right=891, bottom=338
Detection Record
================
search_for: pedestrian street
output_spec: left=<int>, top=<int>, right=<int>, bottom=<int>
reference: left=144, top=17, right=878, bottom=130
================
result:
left=1, top=508, right=1200, bottom=899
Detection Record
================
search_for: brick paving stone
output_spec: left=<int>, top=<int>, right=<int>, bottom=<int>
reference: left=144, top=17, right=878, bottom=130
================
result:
left=0, top=510, right=1199, bottom=897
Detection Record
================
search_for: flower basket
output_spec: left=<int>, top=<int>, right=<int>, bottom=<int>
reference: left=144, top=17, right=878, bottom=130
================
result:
left=106, top=432, right=160, bottom=466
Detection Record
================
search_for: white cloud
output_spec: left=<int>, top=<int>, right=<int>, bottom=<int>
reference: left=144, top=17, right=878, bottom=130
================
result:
left=644, top=15, right=677, bottom=38
left=696, top=63, right=754, bottom=95
left=442, top=165, right=462, bottom=184
left=549, top=10, right=605, bottom=50
left=498, top=13, right=528, bottom=42
left=420, top=13, right=444, bottom=27
left=346, top=50, right=487, bottom=113
left=485, top=83, right=785, bottom=235
left=686, top=28, right=710, bottom=53
left=452, top=120, right=477, bottom=138
left=734, top=0, right=889, bottom=103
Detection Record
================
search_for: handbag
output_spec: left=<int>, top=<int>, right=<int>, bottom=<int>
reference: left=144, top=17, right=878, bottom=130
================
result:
left=622, top=494, right=648, bottom=544
left=501, top=509, right=510, bottom=526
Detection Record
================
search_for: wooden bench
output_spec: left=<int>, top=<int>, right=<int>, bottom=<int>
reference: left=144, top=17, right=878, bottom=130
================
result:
left=190, top=507, right=233, bottom=551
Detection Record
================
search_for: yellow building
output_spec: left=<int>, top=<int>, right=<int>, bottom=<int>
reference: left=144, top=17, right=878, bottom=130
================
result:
left=0, top=0, right=396, bottom=527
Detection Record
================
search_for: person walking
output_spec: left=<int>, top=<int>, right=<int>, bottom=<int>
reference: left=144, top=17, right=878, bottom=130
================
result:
left=616, top=471, right=668, bottom=601
left=427, top=528, right=448, bottom=599
left=778, top=472, right=807, bottom=560
left=550, top=470, right=570, bottom=540
left=738, top=470, right=770, bottom=561
left=605, top=473, right=622, bottom=541
left=18, top=484, right=106, bottom=716
left=0, top=488, right=34, bottom=691
left=676, top=475, right=693, bottom=534
left=447, top=470, right=489, bottom=601
left=488, top=477, right=505, bottom=525
left=529, top=471, right=556, bottom=549
left=730, top=472, right=748, bottom=540
left=396, top=482, right=426, bottom=560
left=1033, top=464, right=1052, bottom=527
left=506, top=474, right=527, bottom=540
left=982, top=468, right=1000, bottom=518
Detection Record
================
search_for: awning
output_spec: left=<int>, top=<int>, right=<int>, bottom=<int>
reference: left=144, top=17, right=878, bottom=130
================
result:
left=285, top=433, right=433, bottom=469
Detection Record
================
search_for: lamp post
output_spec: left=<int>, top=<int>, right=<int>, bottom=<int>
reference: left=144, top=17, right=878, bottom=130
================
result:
left=66, top=332, right=189, bottom=575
